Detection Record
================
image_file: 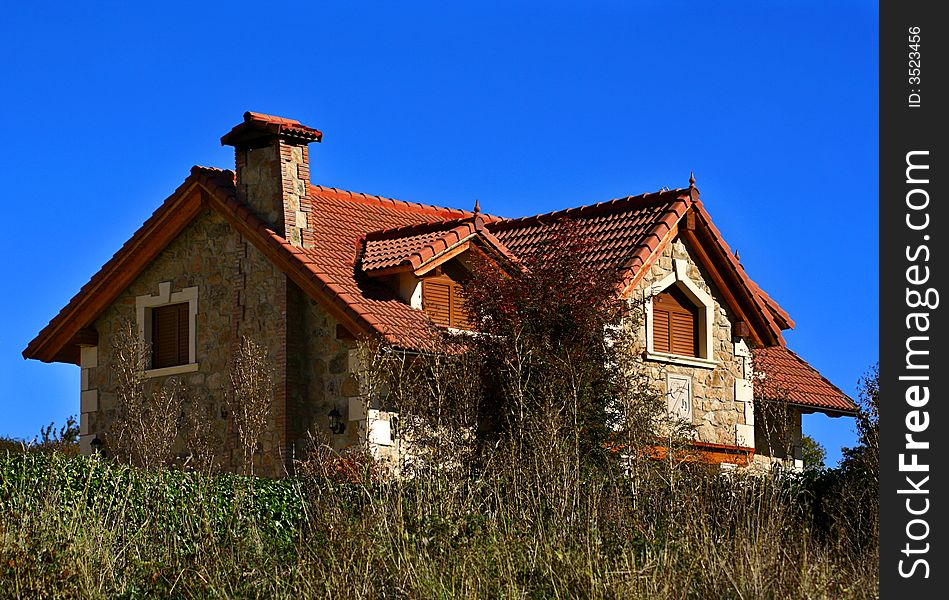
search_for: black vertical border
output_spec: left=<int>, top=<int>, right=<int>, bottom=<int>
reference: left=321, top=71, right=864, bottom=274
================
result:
left=880, top=0, right=946, bottom=596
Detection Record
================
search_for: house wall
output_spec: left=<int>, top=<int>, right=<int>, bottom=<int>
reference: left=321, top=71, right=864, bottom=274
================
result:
left=77, top=209, right=800, bottom=476
left=294, top=290, right=361, bottom=457
left=750, top=401, right=804, bottom=472
left=629, top=237, right=753, bottom=461
left=80, top=208, right=357, bottom=477
left=628, top=235, right=803, bottom=472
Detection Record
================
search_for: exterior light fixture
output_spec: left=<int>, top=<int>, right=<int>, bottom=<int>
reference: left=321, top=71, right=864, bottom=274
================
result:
left=328, top=408, right=346, bottom=435
left=90, top=435, right=103, bottom=454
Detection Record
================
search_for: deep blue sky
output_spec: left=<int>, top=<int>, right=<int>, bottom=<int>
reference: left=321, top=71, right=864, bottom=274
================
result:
left=0, top=1, right=877, bottom=465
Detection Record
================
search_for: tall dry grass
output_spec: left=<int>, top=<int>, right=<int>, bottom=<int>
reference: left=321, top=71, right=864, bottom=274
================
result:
left=0, top=450, right=877, bottom=599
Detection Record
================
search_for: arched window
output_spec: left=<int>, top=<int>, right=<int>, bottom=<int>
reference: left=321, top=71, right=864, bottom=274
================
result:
left=652, top=285, right=699, bottom=357
left=645, top=257, right=717, bottom=367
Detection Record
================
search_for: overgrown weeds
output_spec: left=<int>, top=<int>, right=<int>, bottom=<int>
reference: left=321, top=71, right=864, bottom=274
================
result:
left=0, top=451, right=877, bottom=599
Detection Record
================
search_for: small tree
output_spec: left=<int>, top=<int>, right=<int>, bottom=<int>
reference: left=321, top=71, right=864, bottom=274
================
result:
left=840, top=362, right=879, bottom=478
left=398, top=335, right=480, bottom=478
left=227, top=335, right=275, bottom=476
left=352, top=224, right=666, bottom=497
left=459, top=223, right=665, bottom=503
left=183, top=390, right=222, bottom=473
left=112, top=319, right=182, bottom=469
left=801, top=434, right=826, bottom=472
left=750, top=353, right=803, bottom=471
left=348, top=333, right=480, bottom=479
left=817, top=363, right=880, bottom=558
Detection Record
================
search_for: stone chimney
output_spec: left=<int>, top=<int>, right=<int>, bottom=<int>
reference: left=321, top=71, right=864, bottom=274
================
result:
left=221, top=112, right=322, bottom=247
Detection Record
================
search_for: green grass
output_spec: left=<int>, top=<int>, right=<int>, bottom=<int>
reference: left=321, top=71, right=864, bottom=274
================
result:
left=0, top=452, right=877, bottom=599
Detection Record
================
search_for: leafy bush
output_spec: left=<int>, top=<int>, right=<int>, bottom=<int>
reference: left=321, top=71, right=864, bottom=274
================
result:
left=0, top=416, right=79, bottom=456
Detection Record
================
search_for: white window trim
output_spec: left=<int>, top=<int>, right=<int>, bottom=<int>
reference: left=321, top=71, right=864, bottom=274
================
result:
left=644, top=258, right=717, bottom=368
left=647, top=352, right=718, bottom=369
left=135, top=282, right=198, bottom=378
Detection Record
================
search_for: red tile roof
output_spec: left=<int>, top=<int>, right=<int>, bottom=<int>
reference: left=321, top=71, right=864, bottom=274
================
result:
left=221, top=111, right=323, bottom=147
left=361, top=219, right=481, bottom=272
left=754, top=346, right=855, bottom=414
left=489, top=188, right=692, bottom=290
left=301, top=185, right=479, bottom=347
left=23, top=154, right=849, bottom=416
left=360, top=213, right=516, bottom=274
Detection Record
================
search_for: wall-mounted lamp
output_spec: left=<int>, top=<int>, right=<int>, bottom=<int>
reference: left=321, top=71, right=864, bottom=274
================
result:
left=328, top=408, right=346, bottom=435
left=90, top=435, right=103, bottom=454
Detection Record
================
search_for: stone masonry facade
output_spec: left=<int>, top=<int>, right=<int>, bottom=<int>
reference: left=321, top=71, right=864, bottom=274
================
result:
left=61, top=113, right=823, bottom=479
left=77, top=214, right=800, bottom=476
left=629, top=236, right=800, bottom=471
left=78, top=209, right=360, bottom=477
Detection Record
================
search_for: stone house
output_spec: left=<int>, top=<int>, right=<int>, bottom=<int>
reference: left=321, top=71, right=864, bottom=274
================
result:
left=23, top=112, right=855, bottom=476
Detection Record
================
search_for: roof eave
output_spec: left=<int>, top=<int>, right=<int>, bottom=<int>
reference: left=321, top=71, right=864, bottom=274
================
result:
left=22, top=177, right=210, bottom=364
left=783, top=402, right=857, bottom=418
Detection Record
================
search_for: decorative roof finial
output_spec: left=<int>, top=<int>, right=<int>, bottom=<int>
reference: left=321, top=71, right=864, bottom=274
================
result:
left=734, top=249, right=740, bottom=261
left=473, top=199, right=481, bottom=214
left=689, top=171, right=696, bottom=188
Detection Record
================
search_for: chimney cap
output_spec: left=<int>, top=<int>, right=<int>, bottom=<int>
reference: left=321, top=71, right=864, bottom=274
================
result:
left=221, top=111, right=323, bottom=148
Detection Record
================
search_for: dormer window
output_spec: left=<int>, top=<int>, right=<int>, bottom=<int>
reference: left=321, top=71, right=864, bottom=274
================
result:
left=359, top=211, right=518, bottom=334
left=652, top=287, right=699, bottom=357
left=645, top=257, right=717, bottom=368
left=422, top=275, right=471, bottom=330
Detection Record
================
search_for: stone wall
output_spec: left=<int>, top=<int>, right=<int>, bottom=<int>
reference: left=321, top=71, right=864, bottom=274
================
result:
left=628, top=236, right=755, bottom=456
left=293, top=291, right=360, bottom=458
left=234, top=141, right=311, bottom=247
left=80, top=208, right=355, bottom=477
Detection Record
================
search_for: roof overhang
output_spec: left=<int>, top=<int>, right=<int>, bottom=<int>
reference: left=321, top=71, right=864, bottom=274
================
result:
left=22, top=167, right=377, bottom=365
left=360, top=215, right=522, bottom=279
left=619, top=193, right=788, bottom=348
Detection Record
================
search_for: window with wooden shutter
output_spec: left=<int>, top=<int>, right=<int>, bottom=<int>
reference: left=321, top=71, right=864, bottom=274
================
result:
left=151, top=302, right=190, bottom=368
left=422, top=276, right=471, bottom=330
left=652, top=287, right=698, bottom=357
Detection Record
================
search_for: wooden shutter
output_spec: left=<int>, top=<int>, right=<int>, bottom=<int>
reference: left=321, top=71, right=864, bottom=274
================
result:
left=653, top=288, right=698, bottom=357
left=669, top=312, right=696, bottom=356
left=423, top=276, right=471, bottom=330
left=653, top=306, right=671, bottom=353
left=152, top=302, right=190, bottom=368
left=449, top=283, right=470, bottom=329
left=422, top=280, right=451, bottom=327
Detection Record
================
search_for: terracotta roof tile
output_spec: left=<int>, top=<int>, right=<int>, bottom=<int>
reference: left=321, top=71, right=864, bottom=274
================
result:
left=221, top=111, right=323, bottom=146
left=26, top=160, right=845, bottom=415
left=488, top=189, right=692, bottom=290
left=754, top=346, right=856, bottom=414
left=299, top=184, right=482, bottom=347
left=359, top=212, right=517, bottom=274
left=361, top=221, right=476, bottom=272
